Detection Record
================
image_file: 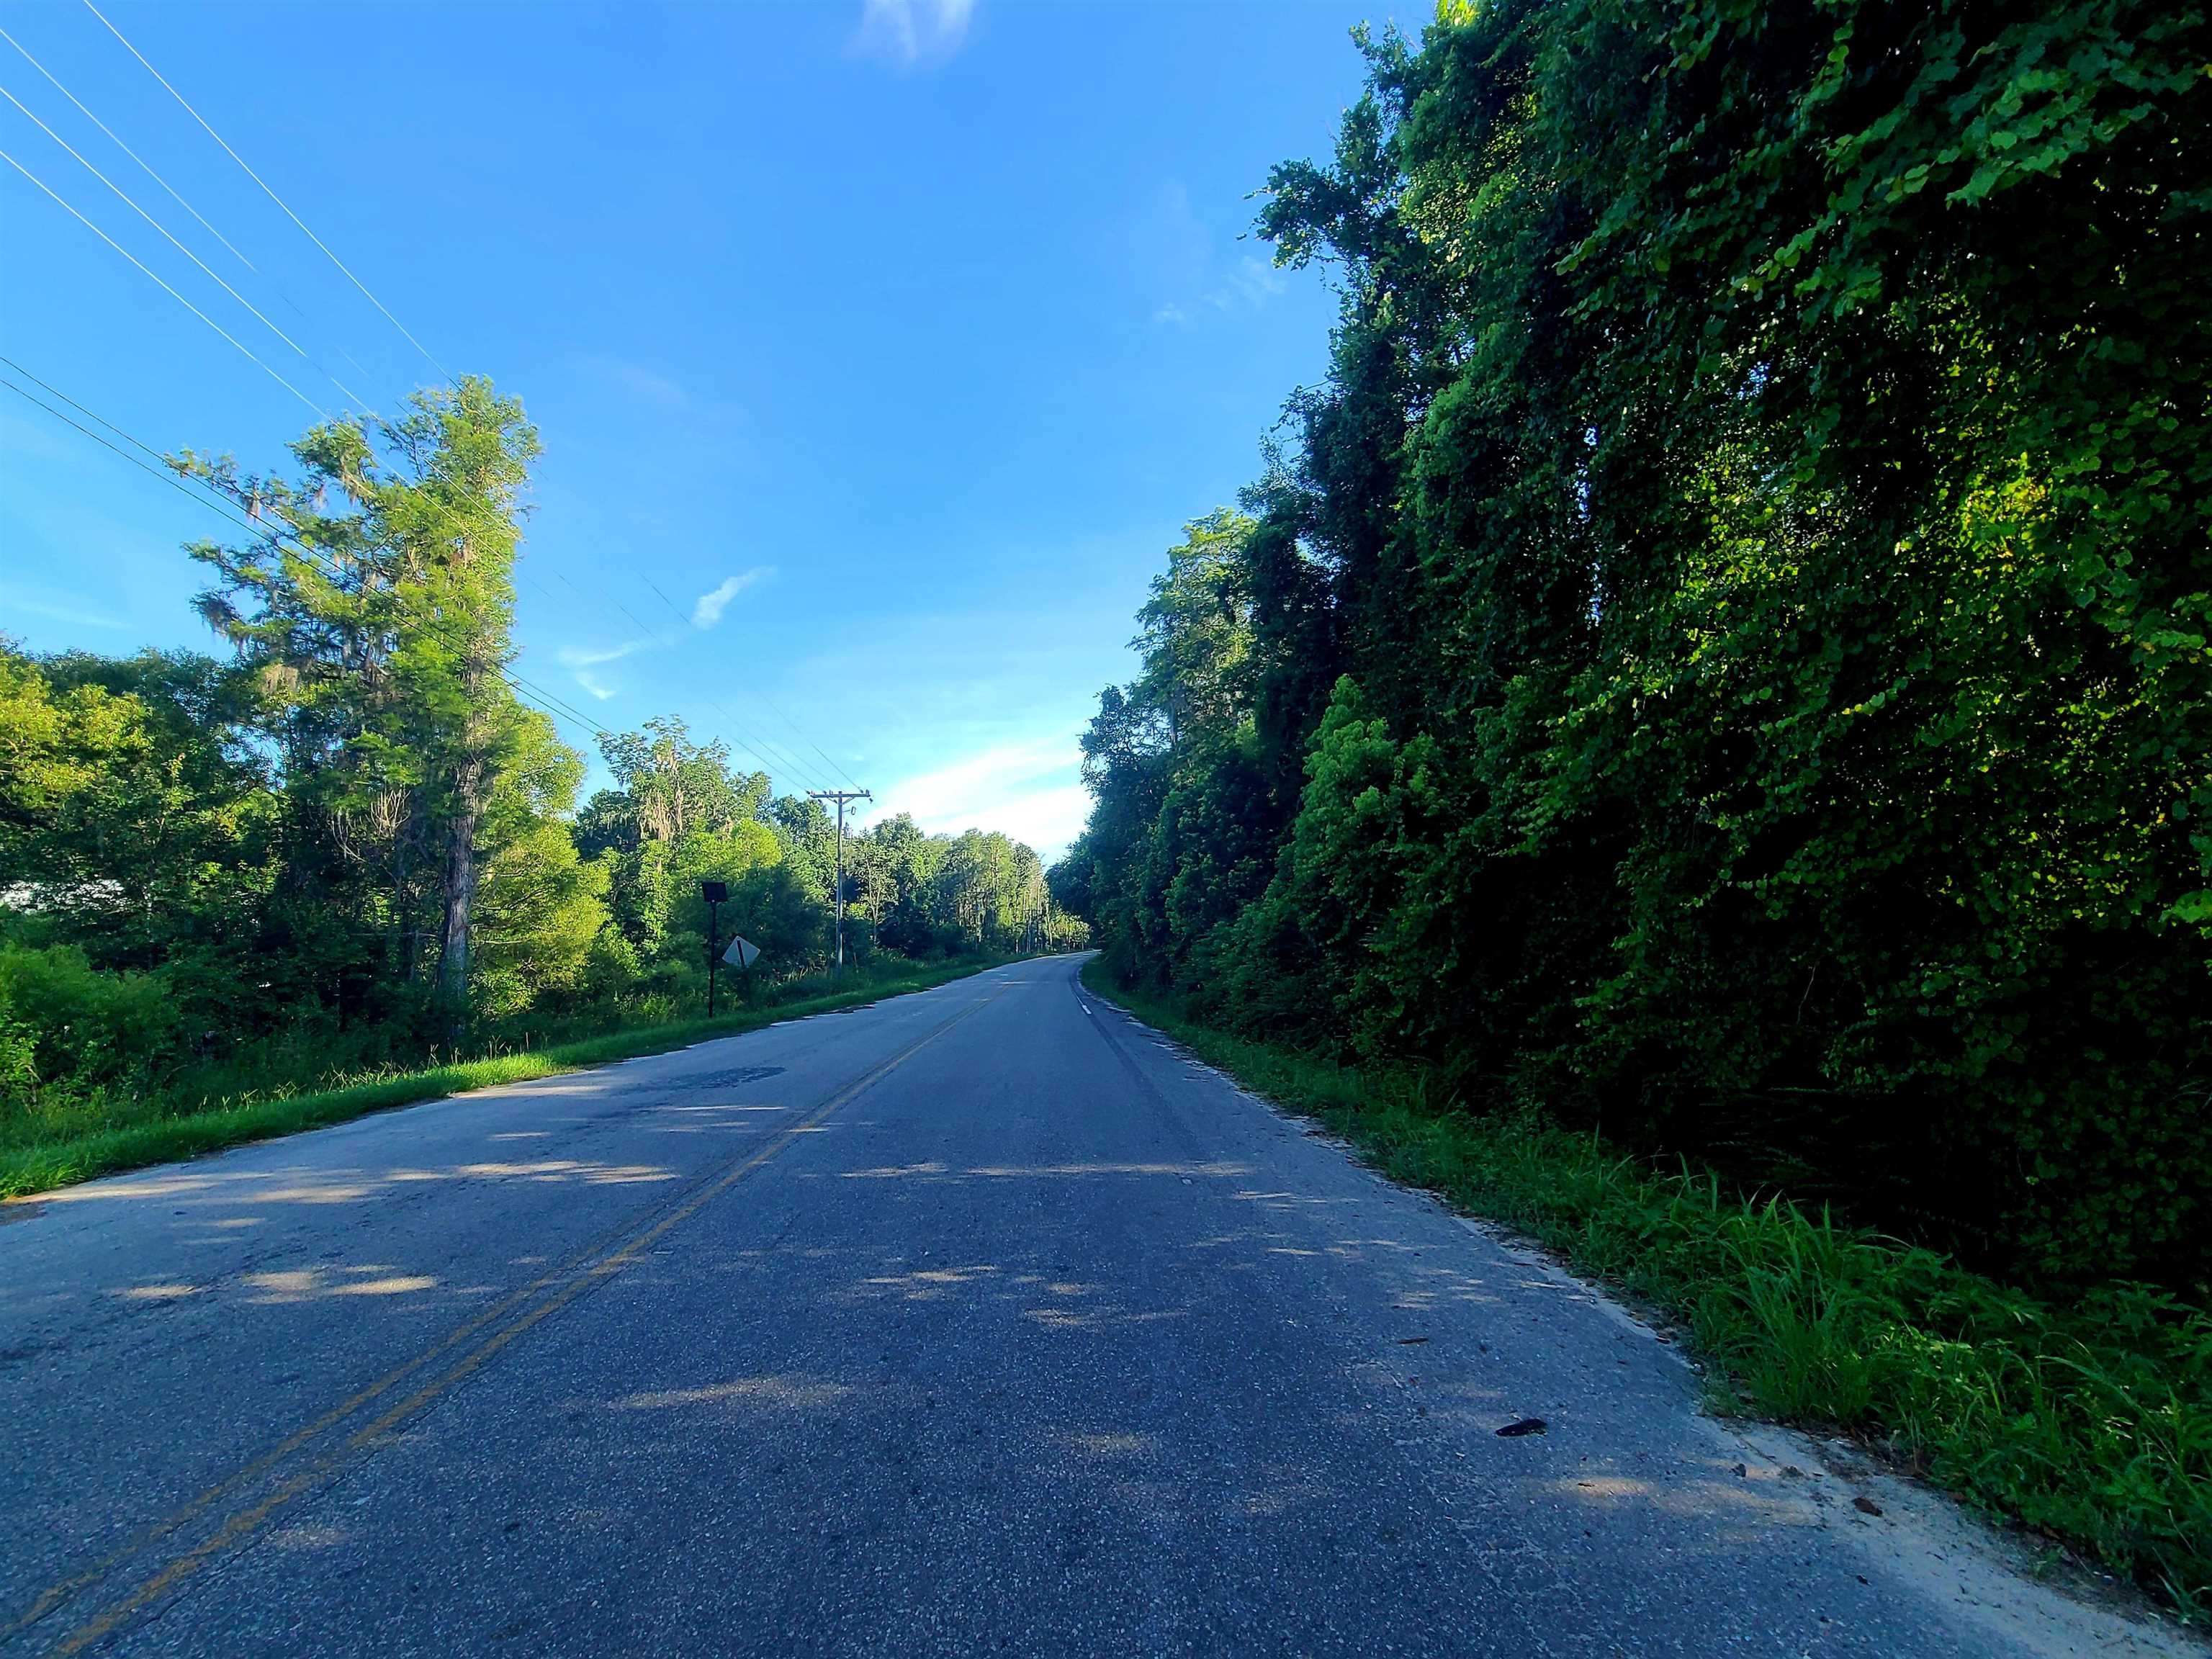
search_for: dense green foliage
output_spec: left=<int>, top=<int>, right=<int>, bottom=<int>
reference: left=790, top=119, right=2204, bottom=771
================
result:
left=1087, top=963, right=2211, bottom=1611
left=0, top=953, right=1007, bottom=1202
left=1057, top=1, right=2210, bottom=1289
left=0, top=382, right=1080, bottom=1139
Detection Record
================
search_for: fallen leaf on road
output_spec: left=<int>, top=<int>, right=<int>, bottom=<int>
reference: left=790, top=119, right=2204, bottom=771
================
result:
left=1496, top=1418, right=1547, bottom=1438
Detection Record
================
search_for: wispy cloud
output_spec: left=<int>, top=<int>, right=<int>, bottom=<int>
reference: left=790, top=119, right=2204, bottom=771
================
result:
left=549, top=565, right=771, bottom=701
left=1215, top=256, right=1286, bottom=309
left=851, top=0, right=976, bottom=69
left=1, top=592, right=127, bottom=631
left=595, top=360, right=691, bottom=410
left=1138, top=178, right=1290, bottom=327
left=692, top=568, right=770, bottom=629
left=1156, top=255, right=1287, bottom=327
left=552, top=637, right=653, bottom=701
left=555, top=641, right=646, bottom=669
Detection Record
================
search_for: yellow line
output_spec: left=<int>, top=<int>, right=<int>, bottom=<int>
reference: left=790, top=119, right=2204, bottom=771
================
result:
left=45, top=989, right=999, bottom=1655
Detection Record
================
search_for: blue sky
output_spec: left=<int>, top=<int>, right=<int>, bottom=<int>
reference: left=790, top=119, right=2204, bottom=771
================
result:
left=0, top=0, right=1407, bottom=858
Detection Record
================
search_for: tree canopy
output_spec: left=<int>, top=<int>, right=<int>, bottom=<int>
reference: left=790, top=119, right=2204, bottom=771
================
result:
left=1057, top=0, right=2210, bottom=1289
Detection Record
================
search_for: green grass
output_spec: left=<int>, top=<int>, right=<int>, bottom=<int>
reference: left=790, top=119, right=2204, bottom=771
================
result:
left=1084, top=960, right=2212, bottom=1618
left=0, top=956, right=1010, bottom=1200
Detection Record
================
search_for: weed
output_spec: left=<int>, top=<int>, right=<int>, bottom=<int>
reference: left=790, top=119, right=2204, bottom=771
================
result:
left=0, top=956, right=1009, bottom=1200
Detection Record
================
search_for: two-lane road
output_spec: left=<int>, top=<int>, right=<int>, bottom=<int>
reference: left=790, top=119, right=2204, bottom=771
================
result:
left=0, top=957, right=2145, bottom=1655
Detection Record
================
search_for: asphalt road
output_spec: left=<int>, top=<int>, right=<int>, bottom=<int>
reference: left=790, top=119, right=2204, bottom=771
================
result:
left=0, top=955, right=2129, bottom=1656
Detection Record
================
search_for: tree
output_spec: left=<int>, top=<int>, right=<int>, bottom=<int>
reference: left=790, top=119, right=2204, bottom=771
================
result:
left=180, top=377, right=547, bottom=1038
left=1071, top=0, right=2212, bottom=1285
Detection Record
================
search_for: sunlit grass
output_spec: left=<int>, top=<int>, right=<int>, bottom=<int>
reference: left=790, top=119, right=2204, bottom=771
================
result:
left=0, top=956, right=1009, bottom=1200
left=1084, top=961, right=2211, bottom=1618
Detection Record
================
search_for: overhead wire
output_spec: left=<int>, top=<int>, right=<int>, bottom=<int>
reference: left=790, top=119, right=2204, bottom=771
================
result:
left=0, top=115, right=827, bottom=783
left=0, top=143, right=324, bottom=417
left=0, top=360, right=606, bottom=736
left=647, top=576, right=865, bottom=790
left=80, top=0, right=451, bottom=382
left=760, top=690, right=863, bottom=791
left=635, top=575, right=837, bottom=789
left=14, top=9, right=862, bottom=793
left=0, top=79, right=369, bottom=409
left=554, top=569, right=830, bottom=791
left=0, top=20, right=372, bottom=384
left=0, top=362, right=608, bottom=745
left=0, top=362, right=834, bottom=793
left=4, top=374, right=606, bottom=742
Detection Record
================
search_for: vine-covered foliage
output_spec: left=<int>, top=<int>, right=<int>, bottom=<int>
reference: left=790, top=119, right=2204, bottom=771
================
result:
left=1057, top=0, right=2211, bottom=1286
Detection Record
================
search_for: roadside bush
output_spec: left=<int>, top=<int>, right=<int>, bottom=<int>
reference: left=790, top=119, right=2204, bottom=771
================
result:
left=0, top=942, right=180, bottom=1107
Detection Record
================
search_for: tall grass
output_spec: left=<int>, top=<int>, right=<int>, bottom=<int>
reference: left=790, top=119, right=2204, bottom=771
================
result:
left=1085, top=962, right=2211, bottom=1617
left=0, top=956, right=1008, bottom=1200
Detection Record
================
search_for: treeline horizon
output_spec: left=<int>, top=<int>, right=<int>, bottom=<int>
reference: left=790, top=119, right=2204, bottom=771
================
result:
left=1050, top=0, right=2208, bottom=1292
left=2, top=381, right=1082, bottom=1120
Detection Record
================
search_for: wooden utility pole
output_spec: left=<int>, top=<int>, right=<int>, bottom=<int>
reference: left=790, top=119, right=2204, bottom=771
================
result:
left=807, top=788, right=871, bottom=974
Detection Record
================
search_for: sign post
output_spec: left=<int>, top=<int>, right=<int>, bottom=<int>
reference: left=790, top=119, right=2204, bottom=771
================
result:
left=701, top=880, right=729, bottom=1017
left=722, top=932, right=762, bottom=1006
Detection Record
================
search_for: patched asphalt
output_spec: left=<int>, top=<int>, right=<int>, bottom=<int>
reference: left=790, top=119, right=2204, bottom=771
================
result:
left=0, top=956, right=2064, bottom=1655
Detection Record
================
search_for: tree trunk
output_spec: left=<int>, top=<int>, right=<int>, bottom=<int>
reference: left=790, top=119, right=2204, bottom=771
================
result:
left=436, top=752, right=484, bottom=1044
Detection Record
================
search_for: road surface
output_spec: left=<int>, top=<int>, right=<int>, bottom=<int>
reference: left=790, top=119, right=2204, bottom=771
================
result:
left=0, top=956, right=2155, bottom=1655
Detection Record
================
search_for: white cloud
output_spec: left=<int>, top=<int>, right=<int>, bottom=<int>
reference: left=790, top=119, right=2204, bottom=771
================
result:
left=692, top=568, right=769, bottom=629
left=548, top=565, right=770, bottom=705
left=586, top=359, right=691, bottom=410
left=555, top=641, right=644, bottom=669
left=851, top=0, right=976, bottom=69
left=1161, top=255, right=1288, bottom=325
left=1143, top=171, right=1290, bottom=325
left=870, top=737, right=1091, bottom=860
left=552, top=638, right=652, bottom=701
left=1218, top=255, right=1286, bottom=307
left=1, top=593, right=127, bottom=631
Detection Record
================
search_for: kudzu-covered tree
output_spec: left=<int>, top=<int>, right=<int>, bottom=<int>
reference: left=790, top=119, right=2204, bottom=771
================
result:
left=1067, top=0, right=2211, bottom=1286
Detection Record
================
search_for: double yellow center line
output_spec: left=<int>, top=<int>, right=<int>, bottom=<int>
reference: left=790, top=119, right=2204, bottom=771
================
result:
left=29, top=986, right=999, bottom=1655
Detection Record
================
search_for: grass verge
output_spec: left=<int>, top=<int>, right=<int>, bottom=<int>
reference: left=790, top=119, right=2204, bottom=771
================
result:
left=0, top=956, right=1010, bottom=1200
left=1083, top=959, right=2212, bottom=1618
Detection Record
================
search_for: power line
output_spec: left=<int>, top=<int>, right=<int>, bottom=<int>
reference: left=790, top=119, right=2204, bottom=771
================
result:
left=0, top=363, right=608, bottom=745
left=548, top=566, right=832, bottom=791
left=80, top=0, right=451, bottom=382
left=551, top=571, right=831, bottom=783
left=1, top=361, right=605, bottom=734
left=543, top=568, right=822, bottom=788
left=642, top=574, right=866, bottom=791
left=761, top=688, right=865, bottom=791
left=0, top=143, right=324, bottom=417
left=0, top=79, right=369, bottom=410
left=634, top=575, right=840, bottom=791
left=0, top=113, right=644, bottom=742
left=0, top=361, right=852, bottom=797
left=0, top=125, right=831, bottom=790
left=0, top=23, right=256, bottom=271
left=0, top=19, right=371, bottom=386
left=9, top=12, right=857, bottom=797
left=7, top=23, right=854, bottom=798
left=7, top=374, right=603, bottom=742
